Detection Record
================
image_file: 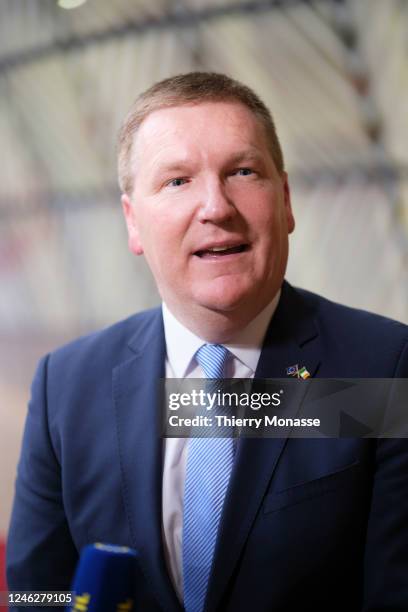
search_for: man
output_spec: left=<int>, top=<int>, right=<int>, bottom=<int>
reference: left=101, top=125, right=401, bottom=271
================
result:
left=7, top=72, right=408, bottom=611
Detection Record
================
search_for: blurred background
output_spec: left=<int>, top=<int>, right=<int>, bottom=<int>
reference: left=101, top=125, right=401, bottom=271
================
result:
left=0, top=0, right=407, bottom=590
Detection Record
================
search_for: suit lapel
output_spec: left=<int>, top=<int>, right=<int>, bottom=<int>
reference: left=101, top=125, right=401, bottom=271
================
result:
left=112, top=309, right=182, bottom=612
left=205, top=282, right=322, bottom=611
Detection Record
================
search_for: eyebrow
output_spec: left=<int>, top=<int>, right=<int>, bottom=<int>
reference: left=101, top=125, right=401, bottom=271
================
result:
left=153, top=161, right=192, bottom=175
left=150, top=149, right=266, bottom=179
left=226, top=149, right=265, bottom=165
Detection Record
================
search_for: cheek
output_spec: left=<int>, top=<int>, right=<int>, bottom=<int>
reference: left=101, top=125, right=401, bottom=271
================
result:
left=234, top=182, right=278, bottom=217
left=250, top=205, right=289, bottom=265
left=140, top=214, right=186, bottom=271
left=248, top=201, right=280, bottom=240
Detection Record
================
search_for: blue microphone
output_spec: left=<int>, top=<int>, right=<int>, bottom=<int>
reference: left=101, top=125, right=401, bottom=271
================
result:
left=67, top=543, right=139, bottom=611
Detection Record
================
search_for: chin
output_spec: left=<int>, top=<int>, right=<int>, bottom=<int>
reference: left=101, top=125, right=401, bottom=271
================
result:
left=194, top=284, right=255, bottom=315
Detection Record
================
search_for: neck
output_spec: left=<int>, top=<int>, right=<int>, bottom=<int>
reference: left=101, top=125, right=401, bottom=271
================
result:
left=164, top=292, right=281, bottom=344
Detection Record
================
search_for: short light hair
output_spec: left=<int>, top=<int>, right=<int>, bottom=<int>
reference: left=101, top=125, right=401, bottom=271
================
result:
left=117, top=71, right=285, bottom=195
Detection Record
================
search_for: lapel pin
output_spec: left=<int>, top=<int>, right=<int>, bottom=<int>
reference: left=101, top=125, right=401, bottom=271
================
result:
left=286, top=364, right=299, bottom=377
left=286, top=364, right=311, bottom=379
left=298, top=366, right=311, bottom=380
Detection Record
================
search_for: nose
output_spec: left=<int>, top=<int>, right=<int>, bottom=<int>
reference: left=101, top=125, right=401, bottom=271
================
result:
left=196, top=177, right=236, bottom=224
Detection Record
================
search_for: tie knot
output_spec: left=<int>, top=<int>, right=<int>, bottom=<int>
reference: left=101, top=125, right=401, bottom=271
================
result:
left=195, top=344, right=229, bottom=379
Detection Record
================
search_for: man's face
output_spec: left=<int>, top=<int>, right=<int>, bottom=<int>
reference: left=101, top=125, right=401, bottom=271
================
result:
left=122, top=101, right=295, bottom=328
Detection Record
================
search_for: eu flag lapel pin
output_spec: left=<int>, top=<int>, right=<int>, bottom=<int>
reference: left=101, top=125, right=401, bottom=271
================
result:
left=286, top=364, right=299, bottom=377
left=286, top=364, right=311, bottom=379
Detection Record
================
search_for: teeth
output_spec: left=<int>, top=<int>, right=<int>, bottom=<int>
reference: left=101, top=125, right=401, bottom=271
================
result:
left=194, top=244, right=246, bottom=257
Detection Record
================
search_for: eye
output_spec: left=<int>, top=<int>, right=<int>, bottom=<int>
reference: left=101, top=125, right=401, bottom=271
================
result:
left=235, top=167, right=254, bottom=176
left=167, top=177, right=188, bottom=187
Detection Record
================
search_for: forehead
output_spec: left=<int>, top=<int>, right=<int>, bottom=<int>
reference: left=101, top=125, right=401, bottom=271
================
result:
left=132, top=101, right=271, bottom=164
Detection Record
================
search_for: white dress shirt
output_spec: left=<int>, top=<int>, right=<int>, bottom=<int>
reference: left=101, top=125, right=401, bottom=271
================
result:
left=161, top=292, right=281, bottom=601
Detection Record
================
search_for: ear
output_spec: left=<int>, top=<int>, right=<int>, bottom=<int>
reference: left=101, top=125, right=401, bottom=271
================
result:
left=282, top=172, right=295, bottom=234
left=121, top=193, right=144, bottom=255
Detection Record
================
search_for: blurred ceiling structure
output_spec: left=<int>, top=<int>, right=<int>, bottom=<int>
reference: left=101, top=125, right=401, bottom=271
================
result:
left=0, top=0, right=407, bottom=344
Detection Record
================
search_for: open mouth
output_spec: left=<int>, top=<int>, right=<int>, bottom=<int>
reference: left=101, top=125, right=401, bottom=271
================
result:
left=194, top=244, right=249, bottom=258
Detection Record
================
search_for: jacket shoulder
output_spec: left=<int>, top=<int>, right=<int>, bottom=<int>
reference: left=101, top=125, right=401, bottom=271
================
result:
left=47, top=306, right=162, bottom=372
left=296, top=286, right=408, bottom=375
left=298, top=287, right=407, bottom=334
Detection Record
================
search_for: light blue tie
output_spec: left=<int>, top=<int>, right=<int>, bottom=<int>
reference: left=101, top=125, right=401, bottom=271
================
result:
left=183, top=344, right=235, bottom=612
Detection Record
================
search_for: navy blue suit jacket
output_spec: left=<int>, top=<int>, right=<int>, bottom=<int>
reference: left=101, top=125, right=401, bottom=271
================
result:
left=7, top=282, right=408, bottom=610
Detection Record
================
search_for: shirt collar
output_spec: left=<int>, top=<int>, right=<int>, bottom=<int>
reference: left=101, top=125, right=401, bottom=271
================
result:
left=224, top=291, right=280, bottom=374
left=162, top=290, right=281, bottom=378
left=162, top=304, right=205, bottom=378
